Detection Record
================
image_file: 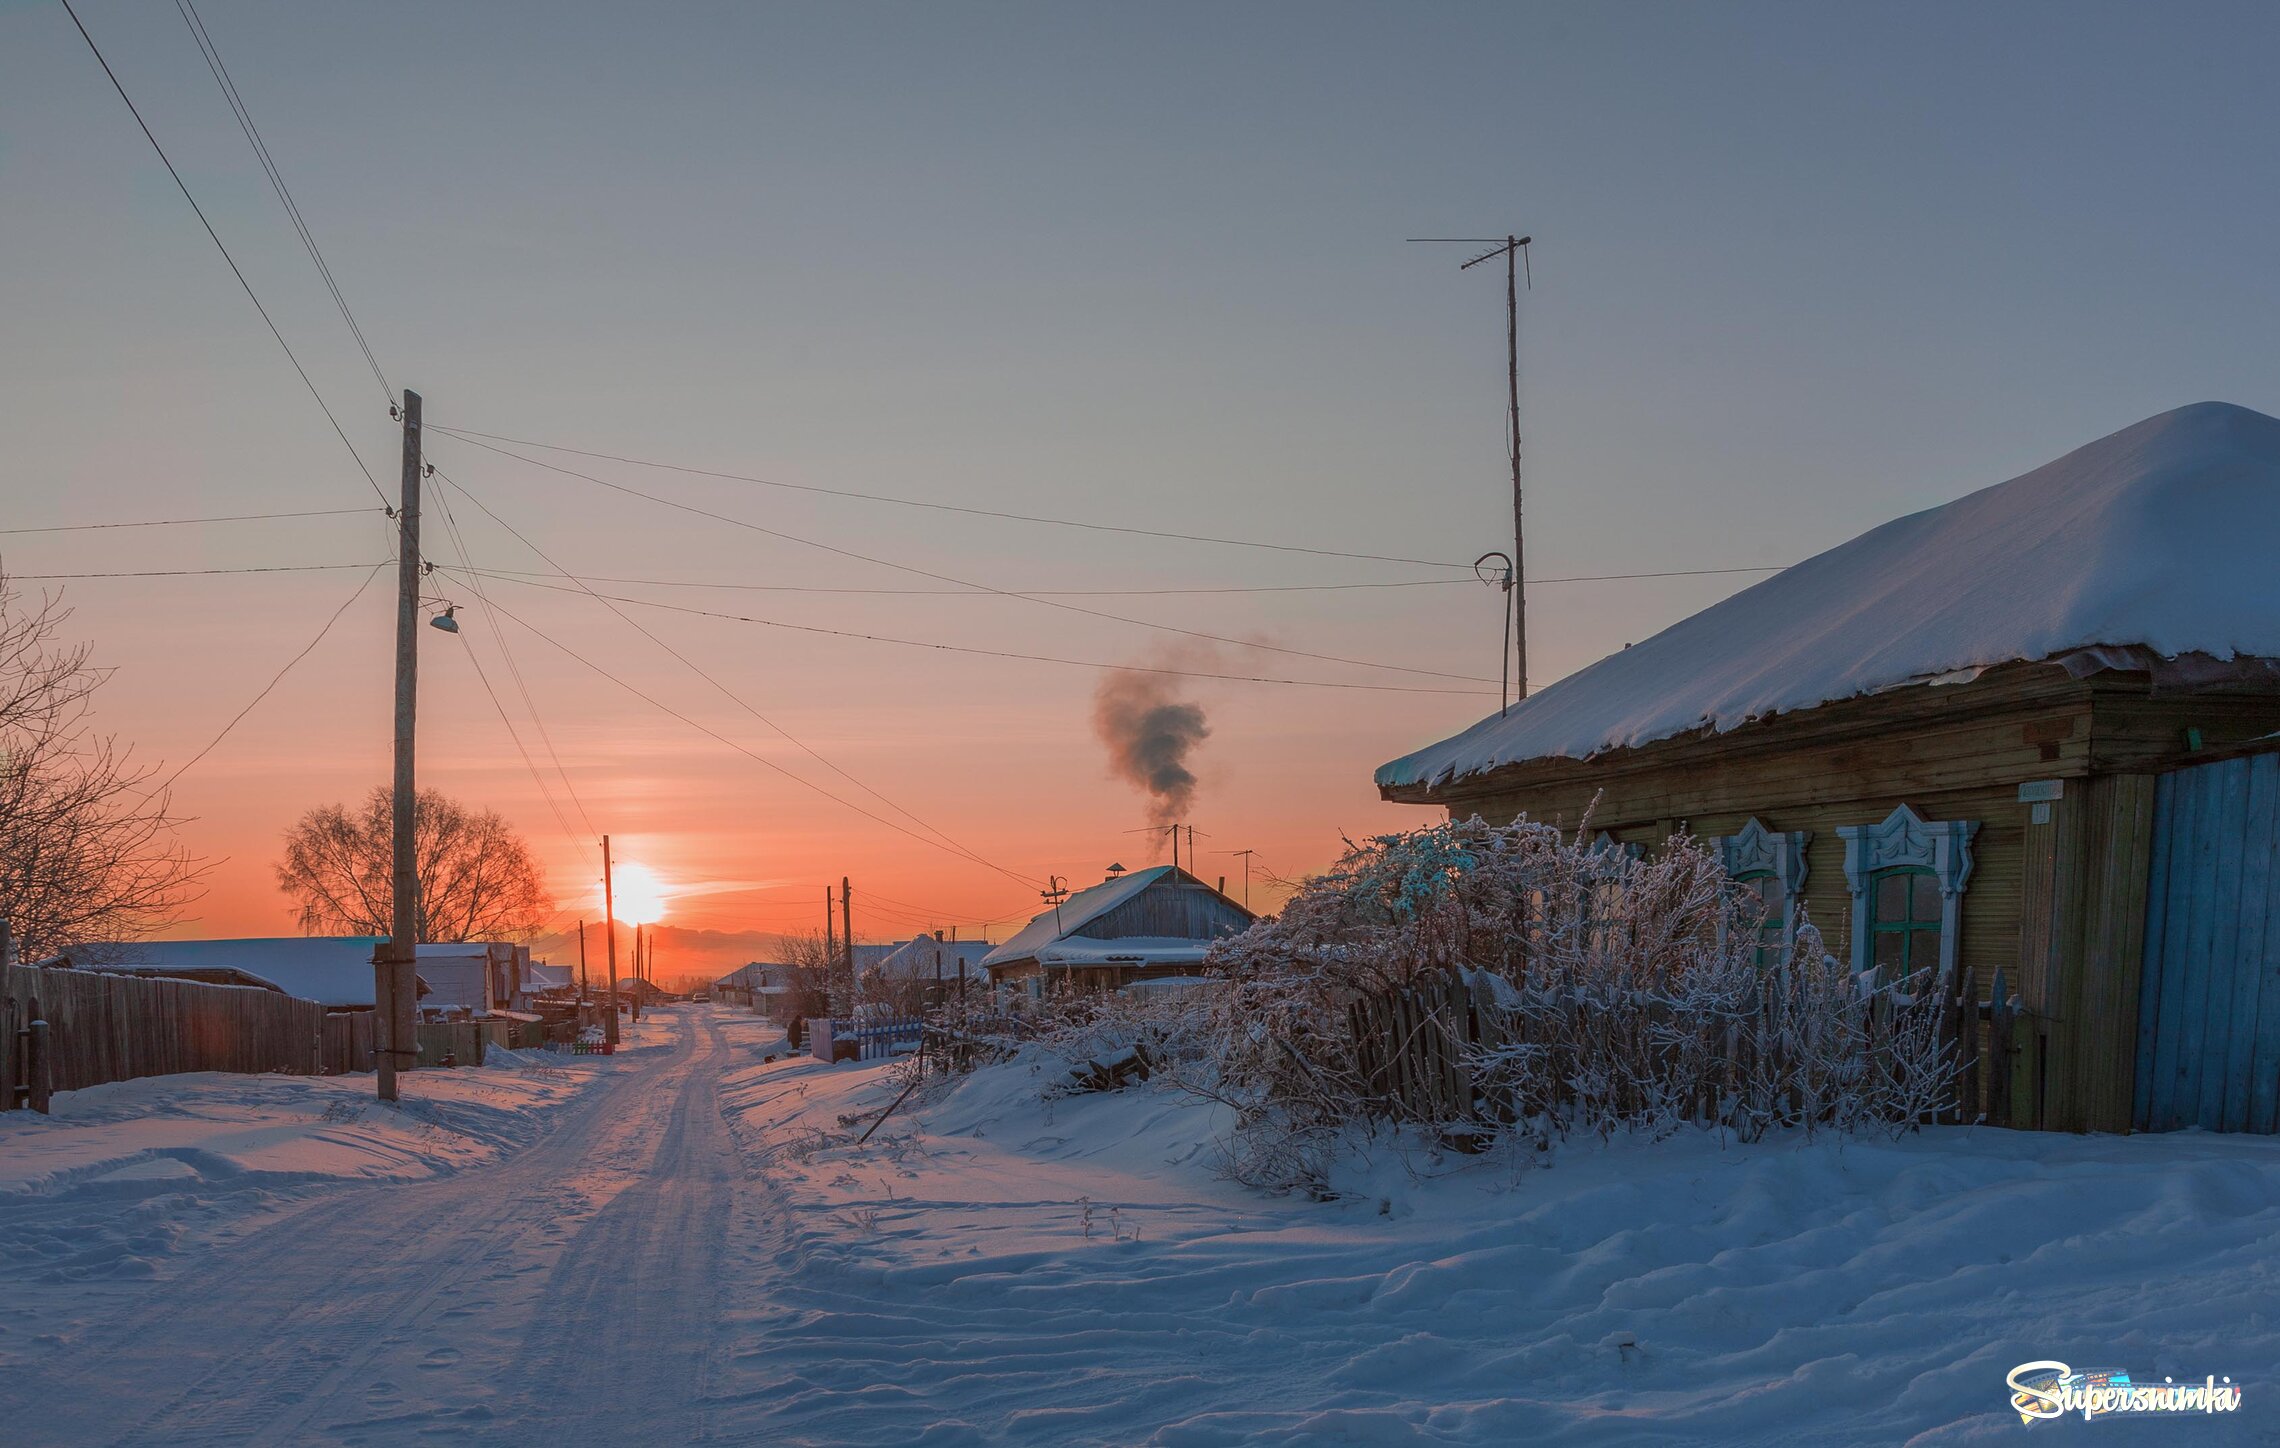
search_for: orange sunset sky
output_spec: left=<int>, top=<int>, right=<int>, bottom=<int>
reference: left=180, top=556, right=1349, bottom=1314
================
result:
left=10, top=5, right=2261, bottom=976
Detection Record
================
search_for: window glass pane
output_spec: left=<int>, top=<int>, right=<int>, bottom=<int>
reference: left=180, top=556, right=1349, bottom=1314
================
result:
left=1873, top=930, right=1906, bottom=971
left=1912, top=872, right=1942, bottom=922
left=1875, top=873, right=1908, bottom=921
left=1759, top=875, right=1787, bottom=918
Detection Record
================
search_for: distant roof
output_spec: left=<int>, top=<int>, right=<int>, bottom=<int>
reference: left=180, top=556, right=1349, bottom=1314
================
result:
left=871, top=934, right=994, bottom=978
left=91, top=937, right=402, bottom=1009
left=984, top=867, right=1199, bottom=969
left=1380, top=402, right=2280, bottom=792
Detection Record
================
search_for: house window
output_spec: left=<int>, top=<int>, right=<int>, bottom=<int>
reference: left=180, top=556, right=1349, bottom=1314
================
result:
left=1868, top=867, right=1942, bottom=976
left=1736, top=870, right=1788, bottom=966
left=1712, top=818, right=1810, bottom=967
left=1837, top=804, right=1978, bottom=983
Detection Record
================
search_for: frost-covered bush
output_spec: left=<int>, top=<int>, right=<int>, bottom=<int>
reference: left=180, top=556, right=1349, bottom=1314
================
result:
left=1198, top=816, right=1958, bottom=1191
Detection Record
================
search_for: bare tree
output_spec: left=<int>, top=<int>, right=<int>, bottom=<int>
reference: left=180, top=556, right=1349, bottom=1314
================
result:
left=276, top=786, right=554, bottom=942
left=776, top=929, right=837, bottom=1022
left=0, top=578, right=204, bottom=959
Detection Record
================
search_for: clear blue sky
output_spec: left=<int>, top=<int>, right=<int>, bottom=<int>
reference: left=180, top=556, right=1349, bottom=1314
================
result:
left=5, top=1, right=2277, bottom=945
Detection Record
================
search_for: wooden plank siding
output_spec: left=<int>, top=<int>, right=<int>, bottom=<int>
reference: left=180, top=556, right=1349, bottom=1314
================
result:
left=2136, top=753, right=2280, bottom=1133
left=1396, top=663, right=2280, bottom=1134
left=1075, top=879, right=1253, bottom=943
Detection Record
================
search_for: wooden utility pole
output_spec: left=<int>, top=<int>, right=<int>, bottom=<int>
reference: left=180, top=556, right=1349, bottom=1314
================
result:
left=602, top=835, right=620, bottom=1046
left=840, top=876, right=854, bottom=1010
left=378, top=388, right=424, bottom=1102
left=1498, top=235, right=1527, bottom=700
left=630, top=923, right=643, bottom=1023
left=576, top=918, right=588, bottom=1004
left=1411, top=232, right=1533, bottom=708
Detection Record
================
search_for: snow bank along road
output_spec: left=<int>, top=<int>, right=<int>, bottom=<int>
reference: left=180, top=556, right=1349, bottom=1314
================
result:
left=0, top=1006, right=752, bottom=1446
left=8, top=1006, right=2277, bottom=1445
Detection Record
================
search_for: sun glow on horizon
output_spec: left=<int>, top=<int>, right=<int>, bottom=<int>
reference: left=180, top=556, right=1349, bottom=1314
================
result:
left=605, top=861, right=670, bottom=924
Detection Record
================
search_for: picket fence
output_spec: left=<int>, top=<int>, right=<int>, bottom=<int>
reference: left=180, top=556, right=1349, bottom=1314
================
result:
left=1345, top=963, right=2026, bottom=1133
left=2, top=962, right=371, bottom=1111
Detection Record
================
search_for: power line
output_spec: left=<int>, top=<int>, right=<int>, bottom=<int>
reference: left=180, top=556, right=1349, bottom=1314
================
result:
left=440, top=567, right=1501, bottom=696
left=428, top=423, right=1476, bottom=571
left=432, top=468, right=1038, bottom=886
left=172, top=0, right=392, bottom=406
left=0, top=506, right=382, bottom=537
left=150, top=560, right=387, bottom=793
left=471, top=589, right=1056, bottom=888
left=432, top=432, right=1499, bottom=685
left=6, top=562, right=390, bottom=580
left=426, top=482, right=599, bottom=869
left=455, top=561, right=1789, bottom=596
left=56, top=0, right=390, bottom=509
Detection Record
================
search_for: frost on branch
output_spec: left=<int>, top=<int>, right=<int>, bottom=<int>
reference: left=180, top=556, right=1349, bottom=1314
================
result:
left=1198, top=817, right=1959, bottom=1191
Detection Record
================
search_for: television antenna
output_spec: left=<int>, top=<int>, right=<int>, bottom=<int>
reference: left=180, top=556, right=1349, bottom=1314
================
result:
left=1410, top=232, right=1534, bottom=708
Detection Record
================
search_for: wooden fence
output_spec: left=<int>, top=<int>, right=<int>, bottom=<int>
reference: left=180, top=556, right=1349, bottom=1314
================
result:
left=3, top=962, right=375, bottom=1111
left=1344, top=963, right=2028, bottom=1133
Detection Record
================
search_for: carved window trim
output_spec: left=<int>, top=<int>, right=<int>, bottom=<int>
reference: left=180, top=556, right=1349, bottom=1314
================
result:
left=1837, top=804, right=1978, bottom=982
left=1711, top=817, right=1811, bottom=951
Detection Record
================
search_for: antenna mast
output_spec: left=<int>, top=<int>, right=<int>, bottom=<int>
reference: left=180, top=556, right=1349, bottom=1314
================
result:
left=1411, top=232, right=1534, bottom=706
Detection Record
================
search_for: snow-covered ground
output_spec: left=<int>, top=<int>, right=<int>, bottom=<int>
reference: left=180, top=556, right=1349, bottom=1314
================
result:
left=720, top=1043, right=2278, bottom=1445
left=4, top=1005, right=2272, bottom=1445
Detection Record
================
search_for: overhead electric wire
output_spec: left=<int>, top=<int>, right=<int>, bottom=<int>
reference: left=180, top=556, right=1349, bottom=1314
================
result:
left=426, top=481, right=599, bottom=869
left=433, top=432, right=1499, bottom=685
left=57, top=0, right=389, bottom=509
left=8, top=562, right=390, bottom=580
left=431, top=467, right=1039, bottom=887
left=439, top=567, right=1502, bottom=697
left=150, top=560, right=387, bottom=793
left=455, top=561, right=1789, bottom=597
left=429, top=424, right=1474, bottom=571
left=172, top=0, right=392, bottom=406
left=0, top=506, right=383, bottom=537
left=471, top=588, right=1056, bottom=889
left=455, top=566, right=1476, bottom=598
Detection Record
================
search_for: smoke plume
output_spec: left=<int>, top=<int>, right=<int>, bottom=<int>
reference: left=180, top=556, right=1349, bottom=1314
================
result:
left=1093, top=667, right=1210, bottom=830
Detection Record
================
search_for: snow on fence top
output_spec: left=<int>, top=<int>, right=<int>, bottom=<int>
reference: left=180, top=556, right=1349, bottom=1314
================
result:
left=1378, top=401, right=2280, bottom=791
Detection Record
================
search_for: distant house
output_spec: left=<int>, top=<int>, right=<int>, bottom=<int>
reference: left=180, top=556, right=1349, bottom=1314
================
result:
left=984, top=865, right=1255, bottom=992
left=415, top=943, right=500, bottom=1016
left=869, top=933, right=992, bottom=988
left=88, top=936, right=426, bottom=1012
left=1377, top=402, right=2280, bottom=1135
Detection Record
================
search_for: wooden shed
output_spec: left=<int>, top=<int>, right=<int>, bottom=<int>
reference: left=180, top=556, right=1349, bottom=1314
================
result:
left=1377, top=402, right=2280, bottom=1134
left=983, top=865, right=1255, bottom=992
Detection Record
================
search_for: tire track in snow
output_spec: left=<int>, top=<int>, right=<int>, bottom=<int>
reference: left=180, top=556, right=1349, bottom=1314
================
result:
left=4, top=1009, right=742, bottom=1447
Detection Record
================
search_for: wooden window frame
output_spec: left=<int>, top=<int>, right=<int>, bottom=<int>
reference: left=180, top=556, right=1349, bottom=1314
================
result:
left=1712, top=818, right=1811, bottom=960
left=1837, top=804, right=1978, bottom=983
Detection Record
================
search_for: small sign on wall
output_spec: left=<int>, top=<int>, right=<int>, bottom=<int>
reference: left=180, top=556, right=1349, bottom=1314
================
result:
left=2018, top=779, right=2065, bottom=803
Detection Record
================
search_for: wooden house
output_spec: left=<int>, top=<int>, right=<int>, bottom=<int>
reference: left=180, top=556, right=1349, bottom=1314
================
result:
left=983, top=865, right=1255, bottom=992
left=1377, top=402, right=2280, bottom=1134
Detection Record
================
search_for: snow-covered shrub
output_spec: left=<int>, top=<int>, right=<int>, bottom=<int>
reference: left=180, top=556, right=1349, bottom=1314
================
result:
left=1200, top=816, right=1958, bottom=1189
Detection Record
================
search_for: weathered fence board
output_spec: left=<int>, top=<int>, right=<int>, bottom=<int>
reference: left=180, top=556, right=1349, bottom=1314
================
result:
left=2, top=962, right=345, bottom=1109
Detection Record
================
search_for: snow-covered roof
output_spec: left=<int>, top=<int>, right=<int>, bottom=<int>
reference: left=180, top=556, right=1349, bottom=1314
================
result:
left=1379, top=402, right=2280, bottom=792
left=523, top=961, right=572, bottom=992
left=870, top=934, right=995, bottom=979
left=90, top=937, right=403, bottom=1009
left=982, top=867, right=1177, bottom=969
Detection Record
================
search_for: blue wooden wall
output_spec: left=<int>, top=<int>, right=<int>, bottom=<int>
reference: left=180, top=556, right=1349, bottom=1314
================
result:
left=2135, top=752, right=2280, bottom=1132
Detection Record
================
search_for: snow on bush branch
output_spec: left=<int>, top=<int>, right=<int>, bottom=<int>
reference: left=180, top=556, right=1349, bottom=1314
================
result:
left=1195, top=816, right=1959, bottom=1190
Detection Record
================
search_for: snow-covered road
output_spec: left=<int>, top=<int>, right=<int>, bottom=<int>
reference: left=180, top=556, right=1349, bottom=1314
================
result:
left=9, top=1006, right=2275, bottom=1445
left=4, top=1007, right=750, bottom=1446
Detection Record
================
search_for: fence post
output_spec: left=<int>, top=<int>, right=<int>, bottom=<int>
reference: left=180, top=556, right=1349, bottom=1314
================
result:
left=26, top=993, right=52, bottom=1114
